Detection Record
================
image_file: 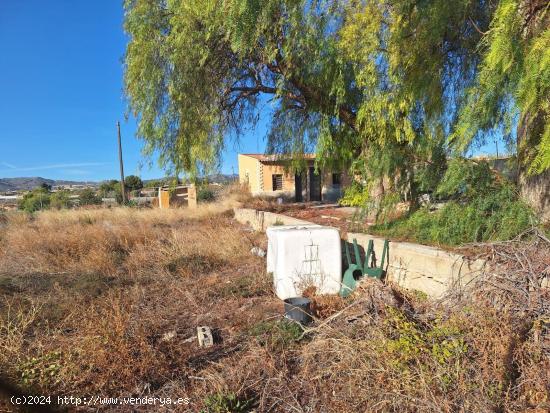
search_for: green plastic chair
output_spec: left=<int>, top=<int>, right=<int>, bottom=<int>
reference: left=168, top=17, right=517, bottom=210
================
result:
left=364, top=239, right=389, bottom=279
left=340, top=238, right=389, bottom=297
left=340, top=239, right=367, bottom=298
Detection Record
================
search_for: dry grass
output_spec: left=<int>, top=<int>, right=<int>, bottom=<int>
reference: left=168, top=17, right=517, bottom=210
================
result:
left=0, top=201, right=548, bottom=412
left=0, top=204, right=275, bottom=411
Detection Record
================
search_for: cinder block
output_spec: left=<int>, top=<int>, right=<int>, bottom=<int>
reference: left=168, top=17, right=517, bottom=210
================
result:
left=197, top=326, right=213, bottom=348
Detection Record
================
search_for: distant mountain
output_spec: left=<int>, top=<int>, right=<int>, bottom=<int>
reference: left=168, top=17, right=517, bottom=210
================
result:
left=204, top=173, right=239, bottom=184
left=0, top=177, right=98, bottom=192
left=0, top=174, right=238, bottom=192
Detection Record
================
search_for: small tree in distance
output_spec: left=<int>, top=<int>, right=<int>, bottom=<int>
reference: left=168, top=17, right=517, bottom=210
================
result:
left=18, top=188, right=51, bottom=213
left=124, top=175, right=143, bottom=192
left=99, top=180, right=119, bottom=197
left=79, top=188, right=101, bottom=206
left=50, top=190, right=71, bottom=209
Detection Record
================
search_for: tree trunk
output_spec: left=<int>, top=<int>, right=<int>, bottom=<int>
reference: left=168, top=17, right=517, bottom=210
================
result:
left=408, top=166, right=419, bottom=213
left=517, top=111, right=550, bottom=222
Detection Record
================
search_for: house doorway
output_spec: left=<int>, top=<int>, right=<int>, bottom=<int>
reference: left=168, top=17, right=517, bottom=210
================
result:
left=294, top=173, right=303, bottom=202
left=309, top=167, right=321, bottom=201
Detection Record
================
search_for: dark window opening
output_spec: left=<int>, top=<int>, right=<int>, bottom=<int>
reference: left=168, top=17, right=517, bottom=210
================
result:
left=272, top=174, right=283, bottom=191
left=332, top=173, right=341, bottom=185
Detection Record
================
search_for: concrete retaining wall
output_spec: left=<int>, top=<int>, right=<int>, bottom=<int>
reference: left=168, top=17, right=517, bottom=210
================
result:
left=234, top=208, right=313, bottom=231
left=234, top=207, right=487, bottom=298
left=348, top=233, right=486, bottom=298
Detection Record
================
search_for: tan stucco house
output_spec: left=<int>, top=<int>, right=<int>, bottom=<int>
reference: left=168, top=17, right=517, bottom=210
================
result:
left=238, top=153, right=349, bottom=202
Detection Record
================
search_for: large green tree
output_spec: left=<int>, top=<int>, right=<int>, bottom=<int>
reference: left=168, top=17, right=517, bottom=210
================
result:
left=124, top=0, right=359, bottom=176
left=124, top=0, right=549, bottom=208
left=453, top=0, right=549, bottom=174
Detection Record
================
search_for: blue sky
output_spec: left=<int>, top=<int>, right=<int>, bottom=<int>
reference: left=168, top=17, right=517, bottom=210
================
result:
left=0, top=1, right=267, bottom=181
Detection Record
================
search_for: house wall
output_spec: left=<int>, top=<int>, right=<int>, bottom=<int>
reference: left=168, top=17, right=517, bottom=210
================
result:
left=261, top=164, right=295, bottom=197
left=238, top=154, right=351, bottom=202
left=321, top=170, right=352, bottom=202
left=238, top=155, right=262, bottom=193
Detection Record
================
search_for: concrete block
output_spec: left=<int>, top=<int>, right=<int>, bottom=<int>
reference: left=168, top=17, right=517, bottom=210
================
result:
left=197, top=326, right=213, bottom=348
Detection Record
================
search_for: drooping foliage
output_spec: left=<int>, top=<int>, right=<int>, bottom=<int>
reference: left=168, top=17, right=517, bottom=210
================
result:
left=124, top=0, right=549, bottom=202
left=124, top=0, right=358, bottom=176
left=453, top=0, right=550, bottom=174
left=370, top=159, right=536, bottom=245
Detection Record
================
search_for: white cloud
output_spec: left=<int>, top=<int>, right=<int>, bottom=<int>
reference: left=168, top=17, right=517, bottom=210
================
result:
left=0, top=162, right=109, bottom=173
left=1, top=162, right=17, bottom=169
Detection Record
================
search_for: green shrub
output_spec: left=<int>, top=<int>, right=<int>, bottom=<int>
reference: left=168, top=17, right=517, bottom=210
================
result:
left=125, top=199, right=139, bottom=208
left=248, top=319, right=303, bottom=351
left=370, top=159, right=536, bottom=246
left=340, top=181, right=370, bottom=207
left=371, top=185, right=535, bottom=246
left=18, top=189, right=51, bottom=213
left=50, top=190, right=71, bottom=209
left=79, top=188, right=101, bottom=206
left=19, top=351, right=62, bottom=386
left=198, top=187, right=215, bottom=202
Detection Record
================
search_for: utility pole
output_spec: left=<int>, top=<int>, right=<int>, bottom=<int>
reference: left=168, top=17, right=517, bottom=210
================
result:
left=117, top=121, right=126, bottom=204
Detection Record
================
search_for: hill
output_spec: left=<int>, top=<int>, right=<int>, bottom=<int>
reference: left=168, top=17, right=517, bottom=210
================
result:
left=0, top=177, right=97, bottom=192
left=0, top=174, right=237, bottom=192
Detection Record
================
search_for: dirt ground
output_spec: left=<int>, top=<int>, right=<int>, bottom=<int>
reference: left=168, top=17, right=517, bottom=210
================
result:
left=242, top=196, right=362, bottom=235
left=283, top=205, right=359, bottom=235
left=0, top=204, right=548, bottom=412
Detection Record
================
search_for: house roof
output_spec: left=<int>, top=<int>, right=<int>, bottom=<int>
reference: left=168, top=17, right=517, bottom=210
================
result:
left=241, top=153, right=316, bottom=162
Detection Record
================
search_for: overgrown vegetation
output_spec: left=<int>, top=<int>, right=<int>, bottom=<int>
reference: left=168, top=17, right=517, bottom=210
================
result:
left=124, top=0, right=548, bottom=221
left=17, top=187, right=105, bottom=213
left=203, top=392, right=256, bottom=413
left=197, top=186, right=216, bottom=202
left=17, top=188, right=51, bottom=213
left=0, top=206, right=548, bottom=411
left=370, top=159, right=536, bottom=245
left=248, top=319, right=304, bottom=351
